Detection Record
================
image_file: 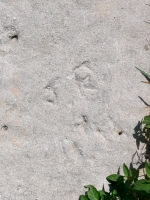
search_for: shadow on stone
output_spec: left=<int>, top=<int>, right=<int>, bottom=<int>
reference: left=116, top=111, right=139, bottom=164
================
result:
left=133, top=121, right=146, bottom=150
left=132, top=119, right=150, bottom=169
left=138, top=96, right=150, bottom=107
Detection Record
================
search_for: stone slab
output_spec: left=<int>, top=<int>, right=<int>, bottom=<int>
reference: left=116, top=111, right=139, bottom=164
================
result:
left=0, top=1, right=150, bottom=199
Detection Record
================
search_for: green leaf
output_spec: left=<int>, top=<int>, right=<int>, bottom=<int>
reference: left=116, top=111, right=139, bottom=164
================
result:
left=142, top=116, right=150, bottom=129
left=112, top=189, right=118, bottom=199
left=146, top=124, right=150, bottom=128
left=123, top=163, right=130, bottom=178
left=112, top=189, right=117, bottom=196
left=146, top=134, right=150, bottom=139
left=143, top=116, right=150, bottom=125
left=79, top=195, right=89, bottom=200
left=136, top=67, right=150, bottom=82
left=125, top=179, right=132, bottom=189
left=99, top=190, right=110, bottom=200
left=129, top=168, right=139, bottom=181
left=106, top=174, right=124, bottom=183
left=146, top=163, right=150, bottom=179
left=134, top=179, right=150, bottom=193
left=85, top=185, right=100, bottom=200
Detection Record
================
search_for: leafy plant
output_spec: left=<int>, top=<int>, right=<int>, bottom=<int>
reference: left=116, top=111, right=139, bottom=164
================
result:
left=79, top=163, right=150, bottom=200
left=136, top=68, right=150, bottom=141
left=135, top=67, right=150, bottom=84
left=79, top=68, right=150, bottom=200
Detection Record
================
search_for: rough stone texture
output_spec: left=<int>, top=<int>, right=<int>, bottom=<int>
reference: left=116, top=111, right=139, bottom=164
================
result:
left=0, top=0, right=150, bottom=199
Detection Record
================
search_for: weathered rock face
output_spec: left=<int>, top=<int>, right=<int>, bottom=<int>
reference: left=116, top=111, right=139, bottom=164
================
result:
left=0, top=0, right=150, bottom=199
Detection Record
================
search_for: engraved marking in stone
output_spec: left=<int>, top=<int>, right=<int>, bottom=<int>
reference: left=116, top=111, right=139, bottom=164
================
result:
left=1, top=125, right=8, bottom=131
left=3, top=25, right=19, bottom=41
left=44, top=77, right=59, bottom=104
left=74, top=61, right=98, bottom=99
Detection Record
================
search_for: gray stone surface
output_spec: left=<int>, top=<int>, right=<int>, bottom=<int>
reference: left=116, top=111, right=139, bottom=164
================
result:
left=0, top=0, right=150, bottom=199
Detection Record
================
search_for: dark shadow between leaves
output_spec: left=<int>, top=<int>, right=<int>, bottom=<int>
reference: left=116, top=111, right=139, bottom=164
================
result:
left=129, top=162, right=133, bottom=169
